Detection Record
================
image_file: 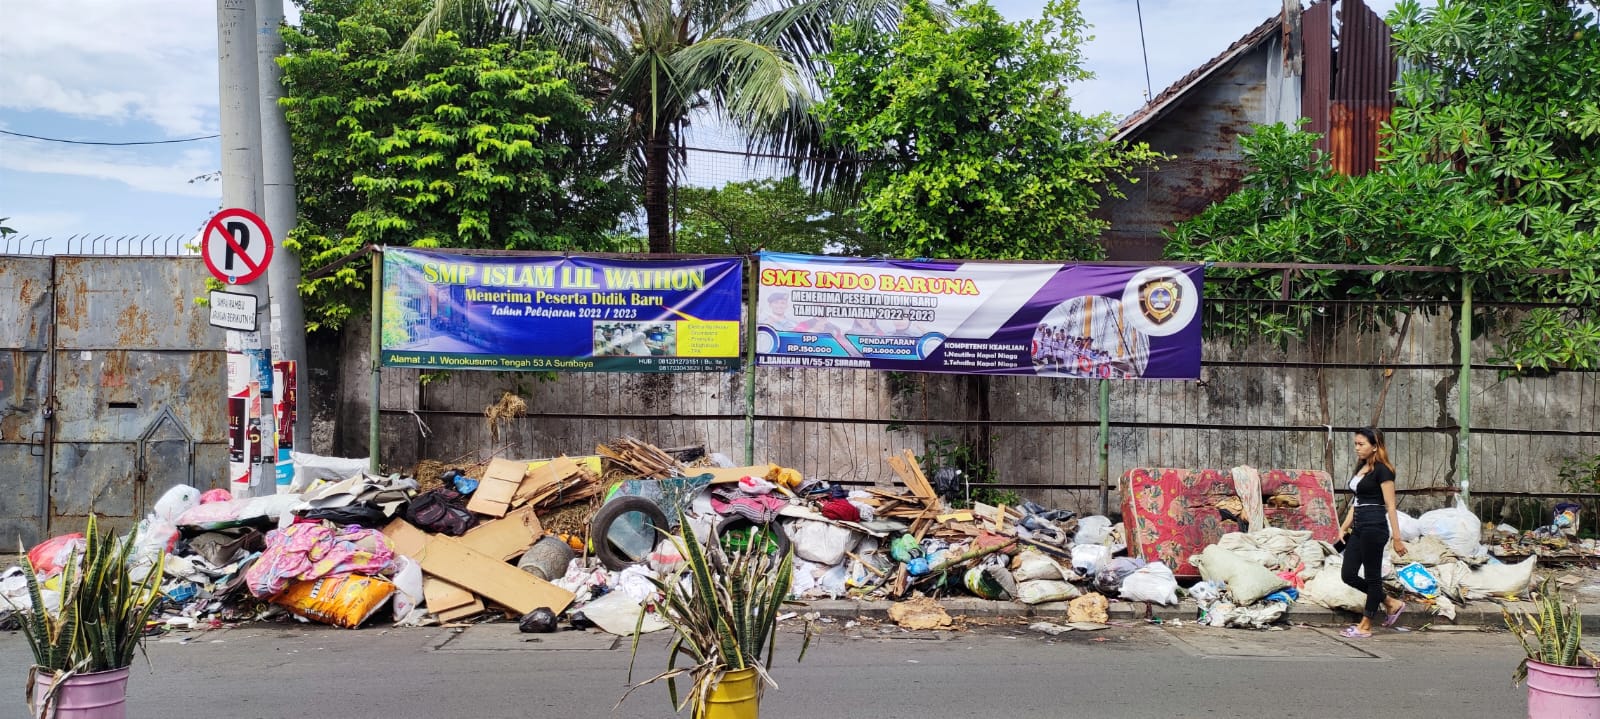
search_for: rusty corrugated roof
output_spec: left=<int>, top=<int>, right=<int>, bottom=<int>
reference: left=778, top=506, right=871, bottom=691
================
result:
left=1110, top=14, right=1284, bottom=143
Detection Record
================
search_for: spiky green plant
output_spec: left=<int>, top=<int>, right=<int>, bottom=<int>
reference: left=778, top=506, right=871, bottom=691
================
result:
left=16, top=515, right=166, bottom=677
left=622, top=511, right=810, bottom=715
left=1504, top=576, right=1600, bottom=686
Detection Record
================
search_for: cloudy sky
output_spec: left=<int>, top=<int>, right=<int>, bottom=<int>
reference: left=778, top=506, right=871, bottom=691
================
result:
left=0, top=0, right=1407, bottom=243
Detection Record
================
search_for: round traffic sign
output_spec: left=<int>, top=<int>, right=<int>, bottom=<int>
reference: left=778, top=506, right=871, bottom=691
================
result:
left=203, top=208, right=274, bottom=285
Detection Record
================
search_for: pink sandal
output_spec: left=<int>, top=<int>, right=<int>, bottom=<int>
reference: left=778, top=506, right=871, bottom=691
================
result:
left=1340, top=625, right=1372, bottom=639
left=1383, top=602, right=1406, bottom=627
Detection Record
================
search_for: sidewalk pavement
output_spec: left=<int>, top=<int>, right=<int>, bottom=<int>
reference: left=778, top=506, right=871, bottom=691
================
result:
left=796, top=596, right=1600, bottom=631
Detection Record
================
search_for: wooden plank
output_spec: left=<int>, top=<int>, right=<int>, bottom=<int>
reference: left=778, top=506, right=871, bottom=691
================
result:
left=513, top=455, right=581, bottom=507
left=885, top=454, right=919, bottom=488
left=460, top=505, right=542, bottom=561
left=436, top=597, right=486, bottom=622
left=466, top=458, right=526, bottom=517
left=423, top=577, right=475, bottom=613
left=382, top=518, right=431, bottom=558
left=417, top=535, right=574, bottom=615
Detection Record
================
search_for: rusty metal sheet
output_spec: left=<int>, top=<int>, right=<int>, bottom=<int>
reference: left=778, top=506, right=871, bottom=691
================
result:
left=193, top=442, right=231, bottom=491
left=0, top=445, right=45, bottom=547
left=0, top=350, right=47, bottom=441
left=1302, top=1, right=1333, bottom=141
left=0, top=257, right=52, bottom=351
left=51, top=350, right=226, bottom=443
left=50, top=442, right=139, bottom=519
left=53, top=257, right=226, bottom=351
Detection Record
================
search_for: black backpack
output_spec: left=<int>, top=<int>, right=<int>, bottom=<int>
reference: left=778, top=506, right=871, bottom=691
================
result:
left=405, top=488, right=478, bottom=536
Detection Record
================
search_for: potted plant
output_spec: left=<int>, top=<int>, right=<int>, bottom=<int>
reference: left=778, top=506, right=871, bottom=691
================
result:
left=1504, top=576, right=1600, bottom=718
left=17, top=515, right=165, bottom=719
left=623, top=514, right=809, bottom=718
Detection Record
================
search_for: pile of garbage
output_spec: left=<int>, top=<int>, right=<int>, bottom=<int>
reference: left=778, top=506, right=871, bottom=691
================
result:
left=0, top=438, right=1549, bottom=635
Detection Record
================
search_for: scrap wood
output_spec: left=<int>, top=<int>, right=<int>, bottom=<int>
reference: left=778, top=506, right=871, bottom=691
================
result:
left=596, top=436, right=687, bottom=478
left=417, top=534, right=574, bottom=615
left=928, top=537, right=1018, bottom=574
left=466, top=457, right=527, bottom=517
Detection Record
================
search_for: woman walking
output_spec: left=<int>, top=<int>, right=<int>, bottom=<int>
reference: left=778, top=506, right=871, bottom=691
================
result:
left=1339, top=427, right=1408, bottom=638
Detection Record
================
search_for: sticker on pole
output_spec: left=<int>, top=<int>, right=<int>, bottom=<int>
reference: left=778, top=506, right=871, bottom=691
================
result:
left=203, top=208, right=274, bottom=285
left=209, top=290, right=258, bottom=331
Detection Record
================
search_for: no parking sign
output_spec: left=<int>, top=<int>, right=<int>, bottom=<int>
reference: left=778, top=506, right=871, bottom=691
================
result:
left=203, top=208, right=274, bottom=285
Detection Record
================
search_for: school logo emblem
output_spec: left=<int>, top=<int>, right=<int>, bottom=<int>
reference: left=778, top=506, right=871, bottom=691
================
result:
left=1139, top=278, right=1182, bottom=325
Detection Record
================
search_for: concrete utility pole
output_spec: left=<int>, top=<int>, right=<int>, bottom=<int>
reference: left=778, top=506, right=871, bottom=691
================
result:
left=217, top=0, right=275, bottom=497
left=257, top=0, right=310, bottom=464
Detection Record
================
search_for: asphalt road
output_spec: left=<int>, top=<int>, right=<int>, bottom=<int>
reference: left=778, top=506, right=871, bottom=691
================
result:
left=2, top=619, right=1528, bottom=718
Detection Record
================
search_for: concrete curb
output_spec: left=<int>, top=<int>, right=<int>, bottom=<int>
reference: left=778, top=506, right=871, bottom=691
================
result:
left=795, top=598, right=1600, bottom=631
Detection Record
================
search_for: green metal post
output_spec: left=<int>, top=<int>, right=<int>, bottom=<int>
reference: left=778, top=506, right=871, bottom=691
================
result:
left=1457, top=274, right=1473, bottom=503
left=744, top=256, right=758, bottom=465
left=369, top=249, right=382, bottom=474
left=1098, top=378, right=1111, bottom=516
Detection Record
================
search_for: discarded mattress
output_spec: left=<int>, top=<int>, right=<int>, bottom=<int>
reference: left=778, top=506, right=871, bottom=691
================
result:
left=1122, top=467, right=1339, bottom=578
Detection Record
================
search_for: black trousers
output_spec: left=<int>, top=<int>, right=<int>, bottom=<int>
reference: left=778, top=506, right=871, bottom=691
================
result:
left=1340, top=506, right=1390, bottom=620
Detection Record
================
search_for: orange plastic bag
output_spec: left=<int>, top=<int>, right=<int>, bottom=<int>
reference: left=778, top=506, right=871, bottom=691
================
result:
left=273, top=574, right=395, bottom=629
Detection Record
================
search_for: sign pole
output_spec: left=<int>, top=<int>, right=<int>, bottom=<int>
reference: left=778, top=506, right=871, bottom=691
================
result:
left=370, top=249, right=383, bottom=474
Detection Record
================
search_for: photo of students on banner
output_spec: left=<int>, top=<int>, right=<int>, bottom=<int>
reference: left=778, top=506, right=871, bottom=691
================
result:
left=381, top=249, right=742, bottom=372
left=755, top=253, right=1201, bottom=380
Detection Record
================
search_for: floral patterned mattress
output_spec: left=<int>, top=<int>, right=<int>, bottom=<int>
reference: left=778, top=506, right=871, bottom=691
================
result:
left=1120, top=467, right=1340, bottom=578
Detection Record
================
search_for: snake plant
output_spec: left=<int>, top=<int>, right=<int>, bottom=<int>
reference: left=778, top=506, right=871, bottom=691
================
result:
left=17, top=515, right=165, bottom=676
left=623, top=511, right=810, bottom=715
left=1504, top=576, right=1599, bottom=686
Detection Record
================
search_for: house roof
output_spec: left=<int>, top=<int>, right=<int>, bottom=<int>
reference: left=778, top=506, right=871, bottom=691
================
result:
left=1110, top=14, right=1283, bottom=143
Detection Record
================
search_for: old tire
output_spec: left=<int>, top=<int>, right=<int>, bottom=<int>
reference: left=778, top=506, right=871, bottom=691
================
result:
left=590, top=496, right=669, bottom=571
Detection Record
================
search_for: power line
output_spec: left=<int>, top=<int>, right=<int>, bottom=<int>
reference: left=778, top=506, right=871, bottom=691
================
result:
left=1134, top=0, right=1154, bottom=100
left=0, top=129, right=220, bottom=146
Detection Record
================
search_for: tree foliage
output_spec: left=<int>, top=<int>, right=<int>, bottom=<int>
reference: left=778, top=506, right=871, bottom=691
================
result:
left=409, top=0, right=907, bottom=253
left=280, top=0, right=634, bottom=330
left=816, top=0, right=1160, bottom=260
left=1165, top=0, right=1600, bottom=371
left=674, top=177, right=881, bottom=256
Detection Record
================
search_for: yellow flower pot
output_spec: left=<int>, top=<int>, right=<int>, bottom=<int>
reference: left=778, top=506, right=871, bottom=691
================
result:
left=696, top=668, right=760, bottom=719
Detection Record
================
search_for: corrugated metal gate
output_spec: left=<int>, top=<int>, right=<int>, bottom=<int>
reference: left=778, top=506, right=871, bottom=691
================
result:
left=0, top=255, right=228, bottom=547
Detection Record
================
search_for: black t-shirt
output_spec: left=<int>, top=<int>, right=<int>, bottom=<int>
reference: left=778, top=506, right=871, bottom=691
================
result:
left=1349, top=463, right=1396, bottom=507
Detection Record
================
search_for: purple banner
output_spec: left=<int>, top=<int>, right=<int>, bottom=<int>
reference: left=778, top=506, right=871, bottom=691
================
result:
left=755, top=253, right=1202, bottom=379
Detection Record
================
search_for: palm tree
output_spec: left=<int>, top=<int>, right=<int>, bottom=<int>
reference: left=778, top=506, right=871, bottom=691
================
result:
left=408, top=0, right=905, bottom=253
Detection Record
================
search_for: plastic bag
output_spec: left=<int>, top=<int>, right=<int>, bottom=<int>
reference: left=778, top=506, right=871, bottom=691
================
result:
left=1094, top=556, right=1147, bottom=594
left=1016, top=579, right=1081, bottom=605
left=1119, top=561, right=1178, bottom=605
left=26, top=534, right=85, bottom=577
left=1414, top=499, right=1483, bottom=558
left=788, top=519, right=861, bottom=566
left=1070, top=544, right=1111, bottom=577
left=1396, top=562, right=1439, bottom=598
left=963, top=562, right=1016, bottom=600
left=1395, top=511, right=1422, bottom=542
left=1460, top=556, right=1536, bottom=599
left=289, top=451, right=370, bottom=492
left=1074, top=516, right=1113, bottom=546
left=152, top=485, right=201, bottom=523
left=1012, top=550, right=1066, bottom=582
left=200, top=488, right=233, bottom=504
left=390, top=556, right=425, bottom=621
left=273, top=574, right=396, bottom=629
left=1192, top=545, right=1288, bottom=606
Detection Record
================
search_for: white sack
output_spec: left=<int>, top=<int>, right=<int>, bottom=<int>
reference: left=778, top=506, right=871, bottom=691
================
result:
left=1119, top=561, right=1179, bottom=605
left=1192, top=545, right=1288, bottom=606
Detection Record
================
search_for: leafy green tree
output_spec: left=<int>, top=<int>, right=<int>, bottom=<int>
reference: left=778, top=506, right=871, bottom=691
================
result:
left=280, top=0, right=633, bottom=329
left=1166, top=0, right=1600, bottom=371
left=674, top=177, right=881, bottom=256
left=410, top=0, right=907, bottom=254
left=816, top=0, right=1160, bottom=260
left=0, top=217, right=15, bottom=237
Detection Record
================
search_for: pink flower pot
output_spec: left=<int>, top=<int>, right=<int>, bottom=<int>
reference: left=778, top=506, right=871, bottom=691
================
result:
left=1527, top=659, right=1600, bottom=719
left=28, top=666, right=129, bottom=719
